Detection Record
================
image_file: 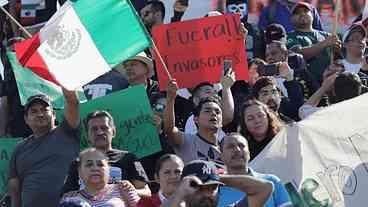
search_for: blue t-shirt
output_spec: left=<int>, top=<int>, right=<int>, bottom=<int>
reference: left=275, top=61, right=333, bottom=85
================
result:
left=218, top=168, right=292, bottom=207
left=258, top=1, right=323, bottom=33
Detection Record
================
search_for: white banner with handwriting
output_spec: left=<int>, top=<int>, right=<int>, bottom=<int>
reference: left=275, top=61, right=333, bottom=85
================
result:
left=250, top=94, right=368, bottom=207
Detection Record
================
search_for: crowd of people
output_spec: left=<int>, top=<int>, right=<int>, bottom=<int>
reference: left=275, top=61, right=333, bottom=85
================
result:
left=1, top=0, right=368, bottom=206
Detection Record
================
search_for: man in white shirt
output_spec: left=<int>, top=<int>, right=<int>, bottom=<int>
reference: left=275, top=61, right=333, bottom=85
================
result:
left=341, top=23, right=368, bottom=74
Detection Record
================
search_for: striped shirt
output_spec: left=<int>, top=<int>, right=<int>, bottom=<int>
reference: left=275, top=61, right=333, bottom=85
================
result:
left=61, top=184, right=140, bottom=207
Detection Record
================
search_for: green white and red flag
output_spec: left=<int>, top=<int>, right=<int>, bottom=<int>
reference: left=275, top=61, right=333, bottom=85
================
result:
left=15, top=0, right=151, bottom=90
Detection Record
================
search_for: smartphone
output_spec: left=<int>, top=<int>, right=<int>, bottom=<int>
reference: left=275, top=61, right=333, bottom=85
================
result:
left=288, top=54, right=299, bottom=70
left=258, top=63, right=279, bottom=76
left=223, top=60, right=232, bottom=75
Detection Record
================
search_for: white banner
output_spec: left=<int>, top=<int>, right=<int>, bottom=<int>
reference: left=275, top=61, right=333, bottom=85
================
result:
left=0, top=0, right=8, bottom=7
left=250, top=93, right=368, bottom=207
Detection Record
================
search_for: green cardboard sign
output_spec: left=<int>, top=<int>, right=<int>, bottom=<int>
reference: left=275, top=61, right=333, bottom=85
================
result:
left=0, top=138, right=22, bottom=200
left=58, top=85, right=161, bottom=158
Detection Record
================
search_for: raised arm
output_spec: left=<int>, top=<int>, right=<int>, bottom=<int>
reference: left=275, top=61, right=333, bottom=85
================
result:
left=220, top=68, right=235, bottom=126
left=299, top=73, right=337, bottom=119
left=160, top=176, right=201, bottom=207
left=219, top=174, right=273, bottom=207
left=62, top=88, right=80, bottom=129
left=163, top=79, right=185, bottom=146
left=294, top=34, right=340, bottom=60
left=305, top=72, right=337, bottom=107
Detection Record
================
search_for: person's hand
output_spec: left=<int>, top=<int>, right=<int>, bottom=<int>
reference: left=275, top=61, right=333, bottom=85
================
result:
left=322, top=34, right=341, bottom=48
left=152, top=114, right=162, bottom=131
left=118, top=180, right=137, bottom=204
left=173, top=0, right=189, bottom=12
left=221, top=68, right=236, bottom=89
left=167, top=79, right=179, bottom=100
left=323, top=62, right=344, bottom=80
left=240, top=22, right=248, bottom=39
left=176, top=176, right=202, bottom=198
left=62, top=87, right=79, bottom=103
left=361, top=56, right=368, bottom=71
left=278, top=62, right=294, bottom=81
left=321, top=72, right=337, bottom=93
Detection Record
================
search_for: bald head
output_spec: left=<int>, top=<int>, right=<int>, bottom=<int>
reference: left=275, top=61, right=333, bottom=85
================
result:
left=220, top=133, right=250, bottom=174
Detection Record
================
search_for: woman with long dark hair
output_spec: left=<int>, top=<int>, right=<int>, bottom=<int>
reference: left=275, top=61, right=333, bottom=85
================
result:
left=238, top=99, right=282, bottom=160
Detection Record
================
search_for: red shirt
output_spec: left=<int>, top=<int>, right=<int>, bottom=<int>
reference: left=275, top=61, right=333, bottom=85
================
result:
left=137, top=194, right=161, bottom=207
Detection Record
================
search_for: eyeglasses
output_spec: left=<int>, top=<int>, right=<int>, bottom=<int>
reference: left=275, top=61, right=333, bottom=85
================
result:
left=259, top=89, right=279, bottom=97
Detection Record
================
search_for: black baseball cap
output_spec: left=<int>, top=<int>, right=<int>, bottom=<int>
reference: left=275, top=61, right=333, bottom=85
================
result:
left=24, top=94, right=52, bottom=112
left=265, top=23, right=287, bottom=44
left=181, top=160, right=224, bottom=186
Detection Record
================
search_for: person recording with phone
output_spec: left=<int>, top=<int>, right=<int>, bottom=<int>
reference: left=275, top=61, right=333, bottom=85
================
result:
left=252, top=41, right=306, bottom=121
left=264, top=41, right=319, bottom=100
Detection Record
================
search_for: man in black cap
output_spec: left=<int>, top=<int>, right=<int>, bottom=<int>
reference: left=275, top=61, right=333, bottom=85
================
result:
left=161, top=160, right=273, bottom=207
left=8, top=89, right=80, bottom=207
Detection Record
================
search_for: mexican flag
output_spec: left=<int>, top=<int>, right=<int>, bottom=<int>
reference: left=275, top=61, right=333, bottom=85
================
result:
left=15, top=0, right=151, bottom=90
left=7, top=52, right=87, bottom=109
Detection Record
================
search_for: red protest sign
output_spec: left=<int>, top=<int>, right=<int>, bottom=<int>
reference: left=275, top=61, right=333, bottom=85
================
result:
left=152, top=14, right=248, bottom=91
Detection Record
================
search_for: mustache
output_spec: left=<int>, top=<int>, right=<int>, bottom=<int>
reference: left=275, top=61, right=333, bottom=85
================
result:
left=231, top=153, right=244, bottom=159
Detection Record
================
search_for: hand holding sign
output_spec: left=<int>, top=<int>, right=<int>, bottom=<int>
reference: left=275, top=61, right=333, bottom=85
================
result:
left=167, top=79, right=179, bottom=101
left=240, top=22, right=248, bottom=39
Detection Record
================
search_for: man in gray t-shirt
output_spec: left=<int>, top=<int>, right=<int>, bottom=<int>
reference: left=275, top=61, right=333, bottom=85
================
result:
left=8, top=89, right=80, bottom=207
left=164, top=79, right=233, bottom=167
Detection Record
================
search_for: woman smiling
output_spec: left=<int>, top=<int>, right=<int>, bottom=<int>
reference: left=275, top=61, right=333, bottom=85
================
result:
left=137, top=154, right=184, bottom=207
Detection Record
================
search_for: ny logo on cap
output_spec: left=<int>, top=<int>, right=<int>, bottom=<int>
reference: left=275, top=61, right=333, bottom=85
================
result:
left=202, top=164, right=212, bottom=175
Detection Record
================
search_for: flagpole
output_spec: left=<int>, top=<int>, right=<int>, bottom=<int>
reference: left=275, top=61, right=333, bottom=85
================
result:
left=330, top=0, right=341, bottom=64
left=0, top=6, right=32, bottom=38
left=151, top=39, right=173, bottom=81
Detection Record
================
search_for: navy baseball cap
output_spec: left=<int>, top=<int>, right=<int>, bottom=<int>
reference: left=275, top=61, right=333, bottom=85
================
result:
left=181, top=160, right=224, bottom=186
left=24, top=94, right=52, bottom=112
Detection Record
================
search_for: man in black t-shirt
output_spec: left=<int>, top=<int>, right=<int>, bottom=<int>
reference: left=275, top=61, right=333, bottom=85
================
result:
left=61, top=110, right=150, bottom=197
